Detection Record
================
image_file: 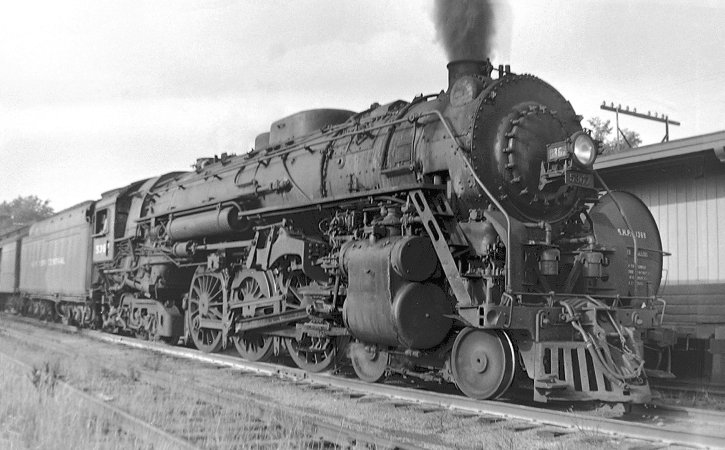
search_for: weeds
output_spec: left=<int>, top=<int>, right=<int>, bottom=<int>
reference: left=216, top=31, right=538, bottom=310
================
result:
left=127, top=365, right=141, bottom=382
left=0, top=361, right=139, bottom=449
left=142, top=353, right=163, bottom=372
left=29, top=359, right=63, bottom=396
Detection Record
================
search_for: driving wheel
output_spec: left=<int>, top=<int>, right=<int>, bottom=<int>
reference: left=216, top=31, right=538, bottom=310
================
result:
left=188, top=270, right=226, bottom=353
left=232, top=271, right=275, bottom=362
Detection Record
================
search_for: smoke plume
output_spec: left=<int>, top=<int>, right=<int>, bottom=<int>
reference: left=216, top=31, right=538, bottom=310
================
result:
left=433, top=0, right=501, bottom=61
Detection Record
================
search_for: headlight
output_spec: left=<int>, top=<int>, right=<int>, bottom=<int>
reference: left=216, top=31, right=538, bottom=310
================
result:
left=572, top=132, right=597, bottom=167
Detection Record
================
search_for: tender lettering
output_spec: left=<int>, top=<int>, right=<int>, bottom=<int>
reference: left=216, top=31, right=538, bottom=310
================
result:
left=617, top=228, right=647, bottom=239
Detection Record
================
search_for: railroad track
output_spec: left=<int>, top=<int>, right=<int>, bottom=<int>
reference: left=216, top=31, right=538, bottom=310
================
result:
left=0, top=323, right=415, bottom=449
left=96, top=333, right=725, bottom=449
left=0, top=351, right=197, bottom=450
left=651, top=378, right=725, bottom=399
left=3, top=313, right=725, bottom=449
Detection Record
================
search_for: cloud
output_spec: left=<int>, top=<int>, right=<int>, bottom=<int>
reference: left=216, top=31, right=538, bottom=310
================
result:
left=0, top=0, right=437, bottom=106
left=2, top=0, right=724, bottom=210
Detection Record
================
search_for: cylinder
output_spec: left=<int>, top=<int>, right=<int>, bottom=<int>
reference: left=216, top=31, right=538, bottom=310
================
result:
left=167, top=207, right=245, bottom=241
left=171, top=241, right=193, bottom=257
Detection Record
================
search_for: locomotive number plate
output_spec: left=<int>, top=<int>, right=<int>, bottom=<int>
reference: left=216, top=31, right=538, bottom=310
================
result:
left=565, top=170, right=594, bottom=188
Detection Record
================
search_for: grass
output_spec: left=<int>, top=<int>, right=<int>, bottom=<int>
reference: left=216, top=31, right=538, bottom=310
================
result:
left=0, top=351, right=331, bottom=450
left=658, top=387, right=725, bottom=410
left=0, top=358, right=145, bottom=450
left=0, top=322, right=631, bottom=450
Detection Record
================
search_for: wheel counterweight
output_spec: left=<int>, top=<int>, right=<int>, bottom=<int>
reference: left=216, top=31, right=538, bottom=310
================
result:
left=450, top=328, right=516, bottom=400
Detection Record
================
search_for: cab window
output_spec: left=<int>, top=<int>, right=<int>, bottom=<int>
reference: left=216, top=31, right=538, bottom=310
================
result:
left=94, top=209, right=108, bottom=235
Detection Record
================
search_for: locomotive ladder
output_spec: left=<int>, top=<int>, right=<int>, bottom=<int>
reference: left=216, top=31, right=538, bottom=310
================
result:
left=409, top=189, right=475, bottom=307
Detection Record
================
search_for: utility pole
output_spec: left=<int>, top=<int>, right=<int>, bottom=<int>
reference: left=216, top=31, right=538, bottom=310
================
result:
left=600, top=102, right=681, bottom=146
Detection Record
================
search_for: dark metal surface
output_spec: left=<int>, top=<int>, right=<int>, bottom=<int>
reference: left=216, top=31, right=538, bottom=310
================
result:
left=2, top=60, right=665, bottom=405
left=0, top=227, right=28, bottom=293
left=342, top=234, right=453, bottom=349
left=590, top=191, right=664, bottom=297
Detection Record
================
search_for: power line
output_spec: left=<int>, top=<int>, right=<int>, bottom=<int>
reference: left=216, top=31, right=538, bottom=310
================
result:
left=601, top=102, right=681, bottom=144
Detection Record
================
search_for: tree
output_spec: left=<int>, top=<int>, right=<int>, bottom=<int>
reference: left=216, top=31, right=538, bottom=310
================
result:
left=0, top=195, right=54, bottom=232
left=587, top=117, right=641, bottom=155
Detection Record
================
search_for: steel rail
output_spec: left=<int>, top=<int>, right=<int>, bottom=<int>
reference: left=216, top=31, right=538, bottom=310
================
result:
left=88, top=332, right=725, bottom=449
left=5, top=313, right=725, bottom=449
left=0, top=350, right=199, bottom=450
left=651, top=379, right=725, bottom=399
left=640, top=401, right=725, bottom=425
left=0, top=316, right=416, bottom=450
left=136, top=369, right=417, bottom=450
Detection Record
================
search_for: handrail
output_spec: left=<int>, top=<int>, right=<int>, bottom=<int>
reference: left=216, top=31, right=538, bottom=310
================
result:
left=410, top=109, right=514, bottom=293
left=593, top=171, right=641, bottom=296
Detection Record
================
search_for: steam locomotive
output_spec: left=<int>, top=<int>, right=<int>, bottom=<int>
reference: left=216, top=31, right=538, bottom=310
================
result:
left=0, top=60, right=665, bottom=403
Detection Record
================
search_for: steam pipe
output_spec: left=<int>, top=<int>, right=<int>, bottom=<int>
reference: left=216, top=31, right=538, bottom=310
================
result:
left=281, top=155, right=312, bottom=201
left=411, top=109, right=513, bottom=293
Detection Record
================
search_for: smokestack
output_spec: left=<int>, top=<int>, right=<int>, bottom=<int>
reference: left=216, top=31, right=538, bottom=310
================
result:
left=447, top=59, right=493, bottom=91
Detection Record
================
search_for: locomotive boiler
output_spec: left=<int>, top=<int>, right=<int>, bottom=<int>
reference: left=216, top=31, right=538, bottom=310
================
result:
left=5, top=59, right=665, bottom=403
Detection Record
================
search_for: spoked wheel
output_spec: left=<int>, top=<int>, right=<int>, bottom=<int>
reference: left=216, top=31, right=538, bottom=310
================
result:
left=286, top=334, right=347, bottom=373
left=188, top=271, right=226, bottom=353
left=349, top=341, right=389, bottom=383
left=232, top=271, right=275, bottom=362
left=450, top=328, right=516, bottom=400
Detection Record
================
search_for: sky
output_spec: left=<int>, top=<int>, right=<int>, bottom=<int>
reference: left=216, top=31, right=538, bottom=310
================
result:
left=1, top=0, right=724, bottom=211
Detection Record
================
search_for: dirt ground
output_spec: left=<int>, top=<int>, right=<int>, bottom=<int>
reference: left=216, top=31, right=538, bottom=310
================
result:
left=0, top=317, right=652, bottom=450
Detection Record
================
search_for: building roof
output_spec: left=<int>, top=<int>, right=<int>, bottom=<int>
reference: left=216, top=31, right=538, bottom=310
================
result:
left=594, top=130, right=725, bottom=170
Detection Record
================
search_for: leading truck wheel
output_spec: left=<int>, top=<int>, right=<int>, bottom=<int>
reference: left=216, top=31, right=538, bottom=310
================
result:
left=350, top=341, right=389, bottom=383
left=286, top=335, right=347, bottom=373
left=450, top=328, right=516, bottom=400
left=188, top=271, right=225, bottom=353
